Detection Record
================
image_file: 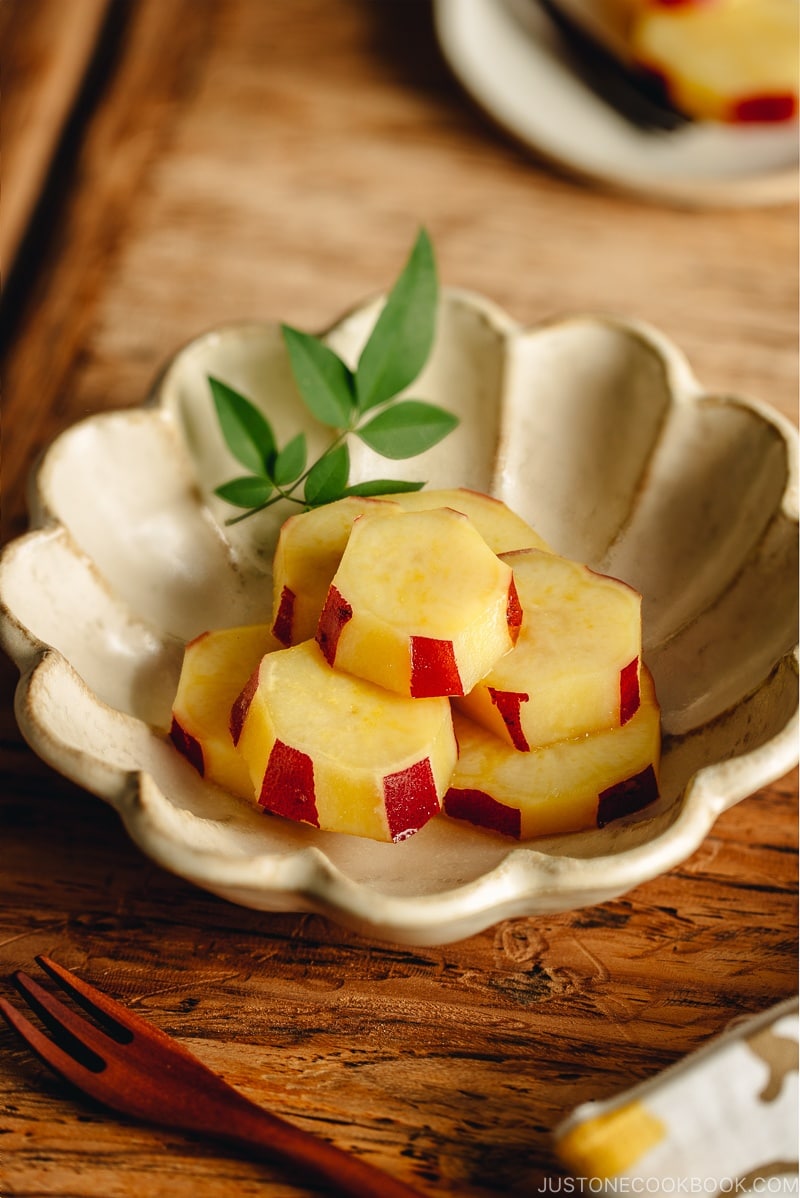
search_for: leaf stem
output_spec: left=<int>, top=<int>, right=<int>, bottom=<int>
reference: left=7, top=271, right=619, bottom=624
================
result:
left=224, top=427, right=351, bottom=524
left=211, top=228, right=454, bottom=520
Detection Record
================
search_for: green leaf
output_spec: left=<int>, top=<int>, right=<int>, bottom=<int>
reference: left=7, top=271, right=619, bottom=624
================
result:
left=304, top=443, right=350, bottom=505
left=355, top=228, right=438, bottom=413
left=273, top=433, right=307, bottom=487
left=357, top=400, right=458, bottom=460
left=214, top=476, right=274, bottom=508
left=282, top=325, right=355, bottom=428
left=210, top=233, right=460, bottom=519
left=345, top=479, right=426, bottom=497
left=209, top=377, right=275, bottom=474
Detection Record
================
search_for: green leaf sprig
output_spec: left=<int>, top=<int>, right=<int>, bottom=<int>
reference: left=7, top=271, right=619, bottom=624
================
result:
left=209, top=229, right=457, bottom=524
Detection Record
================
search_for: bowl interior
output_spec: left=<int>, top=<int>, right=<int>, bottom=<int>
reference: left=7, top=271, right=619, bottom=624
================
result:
left=3, top=297, right=796, bottom=923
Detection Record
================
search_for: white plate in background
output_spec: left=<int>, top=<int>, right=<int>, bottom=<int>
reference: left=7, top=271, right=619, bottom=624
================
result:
left=434, top=0, right=799, bottom=207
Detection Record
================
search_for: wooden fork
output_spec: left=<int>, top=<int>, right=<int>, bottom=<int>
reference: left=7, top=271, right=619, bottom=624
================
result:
left=0, top=956, right=429, bottom=1198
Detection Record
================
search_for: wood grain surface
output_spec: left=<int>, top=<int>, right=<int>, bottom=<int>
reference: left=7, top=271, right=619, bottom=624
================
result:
left=0, top=0, right=112, bottom=283
left=1, top=1, right=797, bottom=1195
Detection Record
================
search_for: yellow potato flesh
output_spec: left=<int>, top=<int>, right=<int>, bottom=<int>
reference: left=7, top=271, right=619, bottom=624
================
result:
left=447, top=669, right=661, bottom=840
left=385, top=487, right=551, bottom=554
left=455, top=548, right=642, bottom=749
left=235, top=640, right=457, bottom=842
left=322, top=507, right=518, bottom=698
left=170, top=624, right=278, bottom=799
left=632, top=0, right=799, bottom=123
left=170, top=493, right=658, bottom=847
left=271, top=496, right=401, bottom=646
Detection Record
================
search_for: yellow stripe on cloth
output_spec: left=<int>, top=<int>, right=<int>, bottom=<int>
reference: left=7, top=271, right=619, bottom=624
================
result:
left=556, top=1100, right=666, bottom=1179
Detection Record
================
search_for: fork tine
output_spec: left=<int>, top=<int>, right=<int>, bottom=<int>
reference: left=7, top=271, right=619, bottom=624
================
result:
left=12, top=966, right=200, bottom=1076
left=35, top=956, right=134, bottom=1043
left=0, top=995, right=100, bottom=1085
left=36, top=955, right=204, bottom=1060
left=32, top=956, right=216, bottom=1069
left=11, top=970, right=114, bottom=1066
left=4, top=968, right=237, bottom=1123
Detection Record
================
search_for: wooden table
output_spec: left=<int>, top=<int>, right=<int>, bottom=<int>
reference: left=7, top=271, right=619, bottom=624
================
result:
left=1, top=2, right=797, bottom=1194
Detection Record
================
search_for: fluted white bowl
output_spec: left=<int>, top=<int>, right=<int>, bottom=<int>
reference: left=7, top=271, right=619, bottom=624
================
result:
left=1, top=291, right=797, bottom=944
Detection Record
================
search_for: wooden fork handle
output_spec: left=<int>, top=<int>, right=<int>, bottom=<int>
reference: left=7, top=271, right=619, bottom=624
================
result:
left=188, top=1091, right=429, bottom=1198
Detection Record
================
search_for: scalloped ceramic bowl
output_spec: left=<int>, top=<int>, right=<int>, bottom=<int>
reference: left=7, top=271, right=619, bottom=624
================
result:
left=1, top=291, right=797, bottom=944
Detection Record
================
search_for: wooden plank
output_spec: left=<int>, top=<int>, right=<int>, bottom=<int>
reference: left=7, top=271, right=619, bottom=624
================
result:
left=0, top=0, right=112, bottom=280
left=0, top=769, right=795, bottom=1196
left=0, top=0, right=215, bottom=543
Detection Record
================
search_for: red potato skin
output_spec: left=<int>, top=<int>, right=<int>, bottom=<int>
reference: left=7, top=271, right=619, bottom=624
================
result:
left=229, top=668, right=321, bottom=826
left=619, top=657, right=641, bottom=725
left=732, top=93, right=797, bottom=122
left=488, top=687, right=530, bottom=752
left=383, top=757, right=441, bottom=842
left=473, top=565, right=530, bottom=749
left=444, top=788, right=522, bottom=839
left=229, top=668, right=260, bottom=747
left=184, top=630, right=210, bottom=651
left=272, top=586, right=296, bottom=647
left=456, top=487, right=505, bottom=503
left=258, top=738, right=320, bottom=827
left=445, top=763, right=659, bottom=840
left=506, top=577, right=523, bottom=645
left=410, top=636, right=463, bottom=698
left=169, top=716, right=205, bottom=777
left=316, top=585, right=353, bottom=666
left=596, top=765, right=659, bottom=828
